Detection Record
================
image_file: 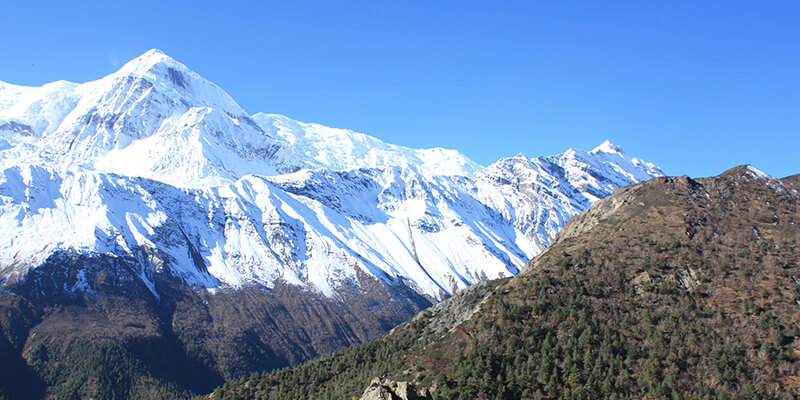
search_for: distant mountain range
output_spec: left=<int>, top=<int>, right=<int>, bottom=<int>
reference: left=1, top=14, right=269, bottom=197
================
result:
left=0, top=49, right=662, bottom=398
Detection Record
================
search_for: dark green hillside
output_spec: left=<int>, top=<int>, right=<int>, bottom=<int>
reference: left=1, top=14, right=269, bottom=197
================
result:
left=0, top=261, right=430, bottom=399
left=211, top=166, right=800, bottom=399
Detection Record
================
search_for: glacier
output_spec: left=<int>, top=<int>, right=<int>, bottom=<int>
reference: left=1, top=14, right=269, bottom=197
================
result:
left=0, top=49, right=663, bottom=300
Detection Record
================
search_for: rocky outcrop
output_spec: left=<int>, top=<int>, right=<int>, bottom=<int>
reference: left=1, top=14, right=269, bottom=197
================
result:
left=359, top=378, right=431, bottom=400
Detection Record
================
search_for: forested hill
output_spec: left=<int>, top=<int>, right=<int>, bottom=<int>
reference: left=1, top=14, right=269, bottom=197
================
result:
left=210, top=165, right=800, bottom=399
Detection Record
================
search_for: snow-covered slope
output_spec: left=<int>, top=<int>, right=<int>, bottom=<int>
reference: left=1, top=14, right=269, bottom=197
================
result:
left=0, top=49, right=664, bottom=301
left=0, top=50, right=478, bottom=187
left=252, top=113, right=481, bottom=177
left=0, top=49, right=305, bottom=187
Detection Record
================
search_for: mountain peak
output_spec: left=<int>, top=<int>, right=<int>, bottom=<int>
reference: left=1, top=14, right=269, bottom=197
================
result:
left=142, top=48, right=169, bottom=58
left=718, top=164, right=772, bottom=181
left=591, top=140, right=623, bottom=154
left=99, top=48, right=246, bottom=115
left=133, top=48, right=176, bottom=65
left=510, top=152, right=529, bottom=161
left=112, top=48, right=187, bottom=80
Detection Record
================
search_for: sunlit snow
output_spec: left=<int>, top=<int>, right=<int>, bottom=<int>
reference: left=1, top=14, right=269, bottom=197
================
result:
left=0, top=49, right=664, bottom=300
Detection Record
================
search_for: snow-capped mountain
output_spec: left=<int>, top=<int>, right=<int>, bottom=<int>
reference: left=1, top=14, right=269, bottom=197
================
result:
left=0, top=49, right=300, bottom=187
left=251, top=113, right=481, bottom=177
left=0, top=49, right=478, bottom=187
left=0, top=50, right=667, bottom=396
left=0, top=49, right=664, bottom=301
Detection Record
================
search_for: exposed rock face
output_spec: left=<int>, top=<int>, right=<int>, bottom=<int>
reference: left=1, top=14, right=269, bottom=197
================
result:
left=359, top=378, right=431, bottom=400
left=402, top=280, right=495, bottom=335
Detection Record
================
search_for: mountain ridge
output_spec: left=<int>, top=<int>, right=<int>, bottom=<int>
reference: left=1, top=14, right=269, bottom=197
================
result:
left=0, top=49, right=665, bottom=301
left=0, top=49, right=666, bottom=398
left=213, top=164, right=800, bottom=399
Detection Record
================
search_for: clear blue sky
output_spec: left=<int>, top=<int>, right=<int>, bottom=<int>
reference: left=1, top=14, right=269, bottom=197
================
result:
left=1, top=1, right=798, bottom=178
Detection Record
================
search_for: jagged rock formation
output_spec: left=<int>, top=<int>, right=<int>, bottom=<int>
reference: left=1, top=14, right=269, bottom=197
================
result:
left=358, top=378, right=431, bottom=400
